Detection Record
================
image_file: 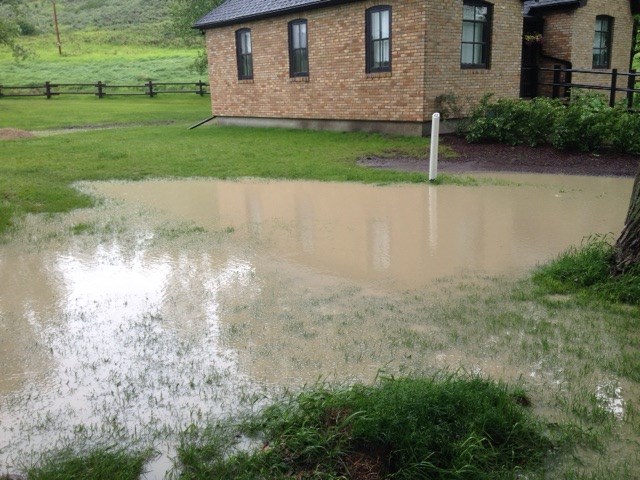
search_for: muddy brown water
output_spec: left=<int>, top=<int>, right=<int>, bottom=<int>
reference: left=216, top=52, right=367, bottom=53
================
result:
left=0, top=175, right=634, bottom=478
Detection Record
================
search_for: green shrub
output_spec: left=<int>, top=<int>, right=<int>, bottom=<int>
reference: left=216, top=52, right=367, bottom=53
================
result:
left=464, top=95, right=562, bottom=146
left=550, top=94, right=615, bottom=151
left=464, top=92, right=640, bottom=154
left=609, top=106, right=640, bottom=154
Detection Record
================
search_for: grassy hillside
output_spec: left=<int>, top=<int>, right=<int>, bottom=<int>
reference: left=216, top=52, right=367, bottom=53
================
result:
left=13, top=0, right=173, bottom=32
left=0, top=1, right=206, bottom=84
left=0, top=33, right=204, bottom=84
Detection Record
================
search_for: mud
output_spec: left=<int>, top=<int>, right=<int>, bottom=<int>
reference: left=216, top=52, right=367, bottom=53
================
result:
left=360, top=134, right=640, bottom=177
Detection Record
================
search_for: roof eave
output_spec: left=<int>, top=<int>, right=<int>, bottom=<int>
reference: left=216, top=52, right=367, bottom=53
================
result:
left=525, top=0, right=586, bottom=15
left=193, top=0, right=363, bottom=30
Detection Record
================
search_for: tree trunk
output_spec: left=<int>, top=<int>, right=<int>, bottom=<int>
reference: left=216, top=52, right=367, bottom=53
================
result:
left=612, top=164, right=640, bottom=275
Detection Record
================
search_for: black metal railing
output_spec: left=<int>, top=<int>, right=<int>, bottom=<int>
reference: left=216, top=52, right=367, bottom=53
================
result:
left=523, top=65, right=639, bottom=109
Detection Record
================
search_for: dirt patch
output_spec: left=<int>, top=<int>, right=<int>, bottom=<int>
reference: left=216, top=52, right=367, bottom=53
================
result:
left=360, top=135, right=639, bottom=177
left=0, top=128, right=35, bottom=140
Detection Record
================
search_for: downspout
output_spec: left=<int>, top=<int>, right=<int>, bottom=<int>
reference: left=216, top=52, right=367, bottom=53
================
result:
left=189, top=116, right=216, bottom=130
left=631, top=15, right=639, bottom=71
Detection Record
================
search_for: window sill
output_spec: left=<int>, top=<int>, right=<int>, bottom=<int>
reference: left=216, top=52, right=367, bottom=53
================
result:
left=238, top=79, right=254, bottom=84
left=366, top=72, right=392, bottom=79
left=290, top=76, right=310, bottom=83
left=461, top=67, right=490, bottom=73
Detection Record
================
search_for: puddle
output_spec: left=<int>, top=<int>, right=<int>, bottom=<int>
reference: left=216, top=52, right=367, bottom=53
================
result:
left=89, top=175, right=630, bottom=286
left=0, top=174, right=636, bottom=478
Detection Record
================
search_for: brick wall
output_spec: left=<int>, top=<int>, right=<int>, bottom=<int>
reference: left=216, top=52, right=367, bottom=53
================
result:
left=206, top=0, right=427, bottom=124
left=423, top=0, right=524, bottom=117
left=570, top=0, right=635, bottom=99
left=537, top=0, right=635, bottom=100
left=205, top=0, right=524, bottom=127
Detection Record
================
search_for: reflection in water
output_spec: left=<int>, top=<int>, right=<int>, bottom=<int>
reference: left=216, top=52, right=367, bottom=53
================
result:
left=93, top=176, right=630, bottom=285
left=0, top=175, right=634, bottom=477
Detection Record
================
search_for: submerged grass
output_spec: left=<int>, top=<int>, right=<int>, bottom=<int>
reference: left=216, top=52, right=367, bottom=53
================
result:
left=24, top=445, right=150, bottom=480
left=177, top=376, right=554, bottom=479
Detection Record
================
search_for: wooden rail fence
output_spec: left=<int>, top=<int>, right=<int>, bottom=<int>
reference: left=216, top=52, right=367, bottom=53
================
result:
left=0, top=80, right=209, bottom=98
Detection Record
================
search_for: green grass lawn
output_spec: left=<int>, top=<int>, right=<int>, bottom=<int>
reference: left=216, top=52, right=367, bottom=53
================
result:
left=0, top=96, right=433, bottom=236
left=0, top=29, right=203, bottom=85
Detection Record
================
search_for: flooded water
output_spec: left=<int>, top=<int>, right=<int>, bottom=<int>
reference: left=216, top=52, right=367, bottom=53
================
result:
left=0, top=175, right=635, bottom=478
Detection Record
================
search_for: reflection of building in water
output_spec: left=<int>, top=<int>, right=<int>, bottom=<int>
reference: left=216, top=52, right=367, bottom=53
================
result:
left=370, top=221, right=391, bottom=271
left=94, top=177, right=630, bottom=287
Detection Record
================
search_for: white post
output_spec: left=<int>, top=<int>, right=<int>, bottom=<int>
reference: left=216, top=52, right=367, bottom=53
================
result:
left=429, top=112, right=440, bottom=182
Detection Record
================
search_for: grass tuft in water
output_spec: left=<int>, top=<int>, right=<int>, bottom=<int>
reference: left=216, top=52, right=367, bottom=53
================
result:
left=176, top=375, right=554, bottom=479
left=532, top=235, right=640, bottom=305
left=24, top=445, right=151, bottom=480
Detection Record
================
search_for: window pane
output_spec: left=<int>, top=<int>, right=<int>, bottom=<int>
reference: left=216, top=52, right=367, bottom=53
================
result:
left=463, top=5, right=475, bottom=20
left=462, top=22, right=474, bottom=42
left=293, top=50, right=300, bottom=72
left=371, top=11, right=380, bottom=40
left=244, top=56, right=252, bottom=77
left=593, top=31, right=602, bottom=49
left=292, top=24, right=300, bottom=49
left=300, top=23, right=307, bottom=48
left=595, top=18, right=604, bottom=31
left=373, top=41, right=381, bottom=66
left=381, top=39, right=389, bottom=65
left=380, top=10, right=389, bottom=38
left=475, top=6, right=487, bottom=21
left=473, top=44, right=483, bottom=64
left=461, top=44, right=474, bottom=64
left=593, top=52, right=603, bottom=67
left=474, top=22, right=484, bottom=42
left=243, top=32, right=251, bottom=54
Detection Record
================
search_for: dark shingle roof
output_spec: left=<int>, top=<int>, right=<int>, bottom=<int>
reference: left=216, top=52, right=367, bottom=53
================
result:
left=194, top=0, right=361, bottom=29
left=523, top=0, right=584, bottom=15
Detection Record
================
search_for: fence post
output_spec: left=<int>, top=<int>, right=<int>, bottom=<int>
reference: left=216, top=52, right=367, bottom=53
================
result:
left=96, top=81, right=105, bottom=98
left=45, top=81, right=53, bottom=99
left=552, top=65, right=561, bottom=99
left=627, top=69, right=636, bottom=110
left=197, top=80, right=205, bottom=96
left=609, top=68, right=618, bottom=107
left=146, top=81, right=155, bottom=97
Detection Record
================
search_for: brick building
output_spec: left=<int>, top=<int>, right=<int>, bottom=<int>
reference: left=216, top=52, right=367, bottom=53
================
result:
left=195, top=0, right=638, bottom=136
left=522, top=0, right=638, bottom=99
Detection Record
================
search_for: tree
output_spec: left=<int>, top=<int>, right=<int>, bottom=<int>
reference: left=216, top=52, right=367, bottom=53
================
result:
left=169, top=0, right=223, bottom=75
left=169, top=0, right=223, bottom=43
left=0, top=0, right=30, bottom=60
left=612, top=166, right=640, bottom=275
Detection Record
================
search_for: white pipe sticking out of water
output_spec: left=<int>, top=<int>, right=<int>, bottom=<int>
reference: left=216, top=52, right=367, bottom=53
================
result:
left=429, top=112, right=440, bottom=182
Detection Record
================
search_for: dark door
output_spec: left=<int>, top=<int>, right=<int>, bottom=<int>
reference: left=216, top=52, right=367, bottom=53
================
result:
left=520, top=17, right=544, bottom=98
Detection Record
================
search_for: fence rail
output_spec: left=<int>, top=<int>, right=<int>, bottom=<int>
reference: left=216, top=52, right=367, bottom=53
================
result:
left=0, top=80, right=210, bottom=99
left=524, top=65, right=640, bottom=109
